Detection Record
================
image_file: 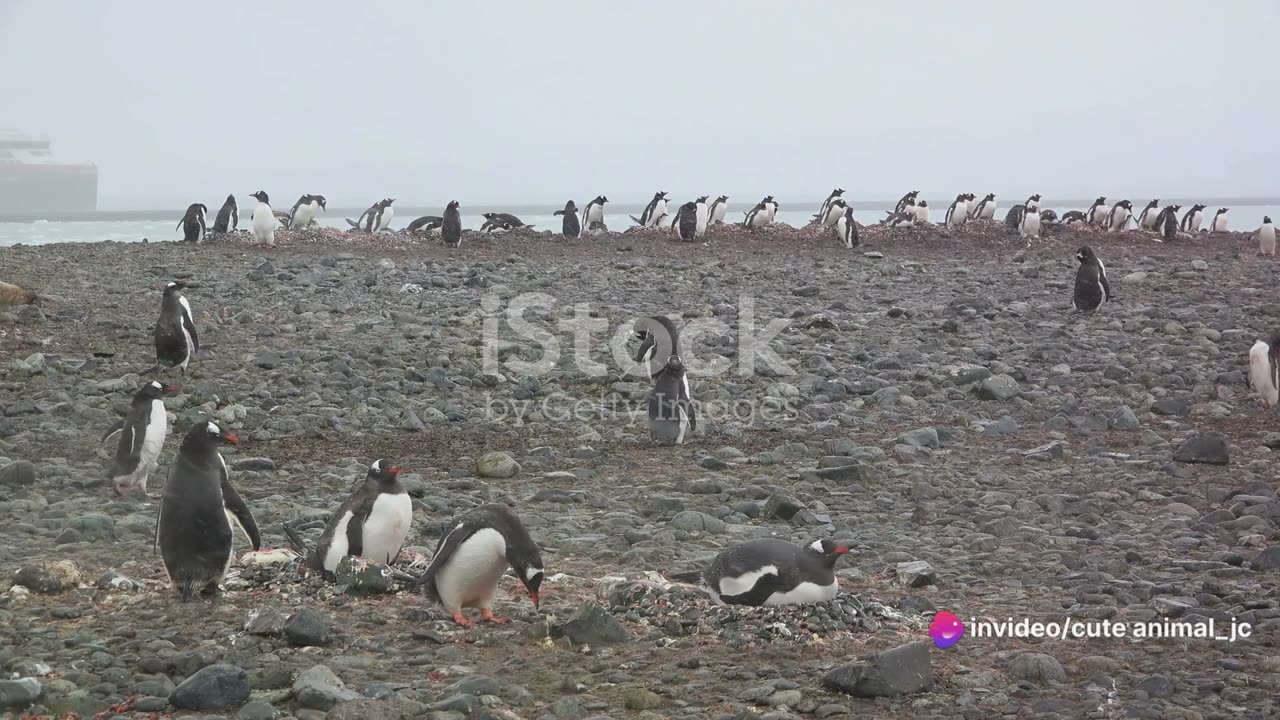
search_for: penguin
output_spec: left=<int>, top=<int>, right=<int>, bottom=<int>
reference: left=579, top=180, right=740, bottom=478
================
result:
left=635, top=191, right=670, bottom=227
left=632, top=316, right=680, bottom=378
left=480, top=217, right=513, bottom=233
left=1106, top=200, right=1133, bottom=232
left=1211, top=207, right=1229, bottom=232
left=1040, top=209, right=1060, bottom=225
left=835, top=205, right=859, bottom=249
left=482, top=212, right=533, bottom=230
left=763, top=195, right=779, bottom=222
left=971, top=193, right=996, bottom=221
left=406, top=216, right=444, bottom=235
left=818, top=197, right=848, bottom=228
left=1248, top=330, right=1280, bottom=409
left=883, top=210, right=916, bottom=228
left=1085, top=196, right=1108, bottom=226
left=582, top=195, right=608, bottom=231
left=442, top=201, right=463, bottom=248
left=156, top=421, right=261, bottom=601
left=743, top=198, right=771, bottom=227
left=288, top=194, right=327, bottom=230
left=287, top=459, right=413, bottom=578
left=1060, top=210, right=1087, bottom=225
left=944, top=194, right=968, bottom=228
left=1137, top=199, right=1160, bottom=230
left=1004, top=204, right=1026, bottom=230
left=1019, top=199, right=1042, bottom=243
left=893, top=190, right=919, bottom=214
left=102, top=381, right=178, bottom=497
left=708, top=195, right=729, bottom=225
left=816, top=188, right=845, bottom=224
left=673, top=538, right=850, bottom=606
left=648, top=354, right=696, bottom=445
left=693, top=195, right=710, bottom=237
left=1071, top=246, right=1113, bottom=313
left=249, top=191, right=275, bottom=246
left=1256, top=216, right=1276, bottom=256
left=554, top=200, right=581, bottom=238
left=1180, top=203, right=1205, bottom=233
left=912, top=200, right=930, bottom=224
left=154, top=280, right=199, bottom=372
left=211, top=194, right=238, bottom=234
left=411, top=503, right=544, bottom=626
left=961, top=193, right=976, bottom=218
left=1024, top=193, right=1042, bottom=212
left=176, top=203, right=207, bottom=243
left=672, top=201, right=699, bottom=241
left=1157, top=204, right=1182, bottom=242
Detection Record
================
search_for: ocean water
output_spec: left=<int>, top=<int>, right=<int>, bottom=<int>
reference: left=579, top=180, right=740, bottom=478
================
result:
left=2, top=203, right=1277, bottom=247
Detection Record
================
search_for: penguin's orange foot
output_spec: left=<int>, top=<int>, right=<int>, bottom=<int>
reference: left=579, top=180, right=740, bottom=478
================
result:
left=452, top=612, right=475, bottom=627
left=480, top=608, right=509, bottom=624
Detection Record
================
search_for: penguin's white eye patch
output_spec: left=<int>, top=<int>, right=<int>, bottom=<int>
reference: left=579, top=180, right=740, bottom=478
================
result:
left=809, top=540, right=825, bottom=553
left=371, top=459, right=382, bottom=472
left=207, top=421, right=221, bottom=435
left=150, top=381, right=163, bottom=389
left=525, top=566, right=544, bottom=581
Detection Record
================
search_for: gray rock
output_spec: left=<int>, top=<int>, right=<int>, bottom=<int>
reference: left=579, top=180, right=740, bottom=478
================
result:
left=13, top=560, right=82, bottom=593
left=294, top=665, right=361, bottom=710
left=245, top=606, right=289, bottom=636
left=895, top=561, right=936, bottom=587
left=0, top=678, right=42, bottom=708
left=335, top=556, right=393, bottom=595
left=1006, top=652, right=1067, bottom=683
left=432, top=694, right=479, bottom=714
left=232, top=457, right=275, bottom=471
left=1152, top=398, right=1190, bottom=416
left=553, top=602, right=630, bottom=645
left=798, top=464, right=877, bottom=484
left=1173, top=433, right=1230, bottom=465
left=1250, top=545, right=1280, bottom=571
left=0, top=460, right=35, bottom=486
left=976, top=374, right=1020, bottom=400
left=669, top=510, right=726, bottom=534
left=239, top=700, right=281, bottom=720
left=1136, top=674, right=1175, bottom=698
left=169, top=663, right=250, bottom=710
left=1108, top=406, right=1140, bottom=431
left=763, top=493, right=805, bottom=521
left=323, top=699, right=408, bottom=720
left=822, top=641, right=933, bottom=697
left=476, top=451, right=521, bottom=479
left=285, top=607, right=335, bottom=646
left=68, top=513, right=115, bottom=541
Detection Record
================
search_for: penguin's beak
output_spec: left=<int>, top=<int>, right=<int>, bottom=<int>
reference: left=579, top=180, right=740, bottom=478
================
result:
left=529, top=590, right=540, bottom=608
left=389, top=466, right=404, bottom=474
left=164, top=385, right=180, bottom=394
left=223, top=433, right=240, bottom=445
left=833, top=546, right=850, bottom=555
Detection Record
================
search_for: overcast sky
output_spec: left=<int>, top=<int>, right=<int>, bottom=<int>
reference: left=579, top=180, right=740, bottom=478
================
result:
left=1, top=1, right=1275, bottom=209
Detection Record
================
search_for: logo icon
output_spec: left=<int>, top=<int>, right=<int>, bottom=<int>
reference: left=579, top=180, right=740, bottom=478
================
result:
left=929, top=611, right=964, bottom=648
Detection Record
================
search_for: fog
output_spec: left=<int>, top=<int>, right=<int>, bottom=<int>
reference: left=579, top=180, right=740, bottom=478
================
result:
left=2, top=1, right=1276, bottom=210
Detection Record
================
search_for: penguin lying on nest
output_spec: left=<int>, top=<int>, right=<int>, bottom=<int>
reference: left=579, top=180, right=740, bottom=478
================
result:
left=0, top=281, right=39, bottom=309
left=669, top=537, right=851, bottom=606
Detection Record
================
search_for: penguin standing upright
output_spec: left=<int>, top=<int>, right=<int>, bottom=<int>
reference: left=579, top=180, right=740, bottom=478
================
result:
left=1019, top=194, right=1042, bottom=242
left=693, top=195, right=710, bottom=237
left=102, top=381, right=178, bottom=496
left=412, top=503, right=544, bottom=626
left=154, top=281, right=199, bottom=372
left=1004, top=204, right=1026, bottom=229
left=763, top=195, right=779, bottom=222
left=554, top=200, right=581, bottom=238
left=1256, top=216, right=1276, bottom=256
left=442, top=201, right=463, bottom=248
left=1211, top=208, right=1229, bottom=232
left=581, top=195, right=608, bottom=231
left=708, top=195, right=729, bottom=225
left=673, top=538, right=850, bottom=606
left=835, top=205, right=859, bottom=249
left=287, top=459, right=412, bottom=578
left=635, top=191, right=670, bottom=227
left=211, top=194, right=238, bottom=234
left=945, top=193, right=968, bottom=228
left=249, top=191, right=275, bottom=246
left=1071, top=246, right=1113, bottom=312
left=632, top=316, right=680, bottom=378
left=893, top=190, right=919, bottom=214
left=1137, top=199, right=1160, bottom=230
left=177, top=203, right=207, bottom=243
left=743, top=197, right=773, bottom=227
left=156, top=421, right=260, bottom=601
left=648, top=354, right=696, bottom=445
left=1249, top=330, right=1280, bottom=409
left=971, top=193, right=996, bottom=221
left=355, top=198, right=395, bottom=232
left=1085, top=196, right=1108, bottom=226
left=672, top=201, right=699, bottom=241
left=912, top=200, right=930, bottom=224
left=1180, top=204, right=1205, bottom=233
left=818, top=197, right=847, bottom=228
left=1157, top=204, right=1181, bottom=242
left=288, top=194, right=327, bottom=229
left=1106, top=200, right=1133, bottom=232
left=816, top=188, right=845, bottom=224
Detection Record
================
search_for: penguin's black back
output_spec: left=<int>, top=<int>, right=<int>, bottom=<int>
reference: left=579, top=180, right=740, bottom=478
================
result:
left=158, top=451, right=233, bottom=599
left=1074, top=259, right=1105, bottom=312
left=676, top=202, right=698, bottom=241
left=442, top=204, right=462, bottom=247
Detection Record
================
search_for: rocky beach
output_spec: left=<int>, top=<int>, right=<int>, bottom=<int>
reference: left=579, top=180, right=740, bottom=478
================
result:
left=1, top=219, right=1278, bottom=719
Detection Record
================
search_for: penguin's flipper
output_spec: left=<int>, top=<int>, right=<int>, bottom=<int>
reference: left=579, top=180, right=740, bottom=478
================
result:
left=344, top=511, right=365, bottom=559
left=415, top=519, right=481, bottom=604
left=220, top=468, right=261, bottom=551
left=153, top=497, right=163, bottom=555
left=553, top=210, right=565, bottom=216
left=283, top=523, right=311, bottom=555
left=345, top=218, right=359, bottom=229
left=629, top=215, right=643, bottom=225
left=668, top=569, right=704, bottom=584
left=101, top=419, right=125, bottom=444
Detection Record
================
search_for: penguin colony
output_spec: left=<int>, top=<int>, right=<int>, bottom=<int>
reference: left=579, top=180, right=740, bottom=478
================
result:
left=111, top=188, right=1276, bottom=618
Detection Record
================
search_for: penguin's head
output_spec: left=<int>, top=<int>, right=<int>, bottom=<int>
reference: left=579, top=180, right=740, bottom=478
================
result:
left=919, top=200, right=928, bottom=207
left=163, top=279, right=188, bottom=295
left=832, top=188, right=844, bottom=196
left=598, top=195, right=609, bottom=204
left=565, top=200, right=578, bottom=211
left=139, top=380, right=180, bottom=400
left=226, top=193, right=236, bottom=204
left=807, top=538, right=850, bottom=564
left=368, top=458, right=403, bottom=484
left=662, top=354, right=685, bottom=373
left=1095, top=196, right=1106, bottom=204
left=482, top=212, right=496, bottom=220
left=186, top=421, right=238, bottom=453
left=1265, top=216, right=1273, bottom=224
left=196, top=204, right=208, bottom=215
left=1029, top=194, right=1042, bottom=202
left=447, top=200, right=460, bottom=212
left=696, top=195, right=708, bottom=203
left=314, top=195, right=327, bottom=209
left=1149, top=199, right=1159, bottom=207
left=1218, top=207, right=1228, bottom=214
left=1076, top=246, right=1096, bottom=264
left=986, top=193, right=995, bottom=201
left=385, top=198, right=396, bottom=206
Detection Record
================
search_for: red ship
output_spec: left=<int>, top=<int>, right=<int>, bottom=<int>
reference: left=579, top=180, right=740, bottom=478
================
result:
left=0, top=130, right=97, bottom=213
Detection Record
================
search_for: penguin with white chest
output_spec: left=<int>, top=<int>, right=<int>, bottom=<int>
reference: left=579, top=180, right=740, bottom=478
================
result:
left=1156, top=204, right=1181, bottom=242
left=287, top=459, right=413, bottom=578
left=632, top=316, right=681, bottom=378
left=1072, top=246, right=1113, bottom=312
left=816, top=188, right=845, bottom=224
left=893, top=190, right=919, bottom=214
left=412, top=503, right=544, bottom=626
left=672, top=200, right=699, bottom=241
left=743, top=196, right=775, bottom=227
left=634, top=191, right=670, bottom=227
left=1180, top=204, right=1205, bottom=233
left=693, top=195, right=710, bottom=237
left=211, top=194, right=238, bottom=234
left=581, top=195, right=608, bottom=231
left=971, top=193, right=996, bottom=221
left=648, top=354, right=696, bottom=445
left=1211, top=207, right=1229, bottom=232
left=1019, top=194, right=1042, bottom=243
left=1256, top=216, right=1276, bottom=256
left=555, top=200, right=581, bottom=238
left=288, top=194, right=327, bottom=229
left=154, top=280, right=199, bottom=372
left=708, top=195, right=729, bottom=225
left=442, top=201, right=463, bottom=248
left=102, top=380, right=178, bottom=496
left=818, top=197, right=848, bottom=228
left=675, top=538, right=850, bottom=606
left=177, top=203, right=207, bottom=243
left=249, top=191, right=275, bottom=246
left=406, top=216, right=443, bottom=235
left=1106, top=200, right=1133, bottom=232
left=1137, top=199, right=1160, bottom=230
left=835, top=205, right=859, bottom=249
left=1085, top=196, right=1108, bottom=226
left=912, top=200, right=930, bottom=224
left=156, top=421, right=261, bottom=601
left=1249, top=330, right=1280, bottom=410
left=945, top=193, right=969, bottom=228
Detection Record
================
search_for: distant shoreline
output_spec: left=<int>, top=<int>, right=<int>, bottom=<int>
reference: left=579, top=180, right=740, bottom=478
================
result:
left=3, top=197, right=1279, bottom=224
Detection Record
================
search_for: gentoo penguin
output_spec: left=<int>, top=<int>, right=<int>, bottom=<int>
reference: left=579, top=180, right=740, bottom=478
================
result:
left=1256, top=216, right=1276, bottom=256
left=177, top=203, right=207, bottom=243
left=156, top=421, right=261, bottom=601
left=961, top=192, right=976, bottom=218
left=835, top=205, right=859, bottom=249
left=1085, top=196, right=1108, bottom=226
left=1211, top=207, right=1229, bottom=232
left=1137, top=199, right=1160, bottom=230
left=635, top=191, right=670, bottom=227
left=482, top=212, right=533, bottom=230
left=287, top=459, right=412, bottom=578
left=1248, top=330, right=1280, bottom=409
left=912, top=199, right=930, bottom=224
left=1060, top=210, right=1087, bottom=225
left=442, top=201, right=463, bottom=248
left=211, top=194, right=238, bottom=234
left=944, top=194, right=969, bottom=228
left=406, top=216, right=444, bottom=235
left=102, top=381, right=178, bottom=496
left=672, top=201, right=699, bottom=241
left=288, top=194, right=326, bottom=229
left=1040, top=209, right=1060, bottom=225
left=763, top=195, right=779, bottom=222
left=1157, top=204, right=1181, bottom=242
left=708, top=195, right=729, bottom=225
left=154, top=280, right=199, bottom=372
left=479, top=216, right=512, bottom=233
left=1024, top=193, right=1042, bottom=211
left=816, top=188, right=845, bottom=224
left=554, top=200, right=581, bottom=238
left=249, top=191, right=275, bottom=246
left=582, top=195, right=608, bottom=231
left=1019, top=197, right=1042, bottom=243
left=633, top=315, right=681, bottom=378
left=970, top=193, right=996, bottom=221
left=649, top=354, right=696, bottom=445
left=883, top=210, right=916, bottom=228
left=818, top=197, right=848, bottom=228
left=412, top=503, right=544, bottom=626
left=1004, top=204, right=1026, bottom=229
left=1072, top=246, right=1113, bottom=313
left=743, top=198, right=771, bottom=227
left=674, top=538, right=849, bottom=606
left=357, top=198, right=395, bottom=232
left=693, top=195, right=710, bottom=237
left=1106, top=200, right=1133, bottom=232
left=893, top=190, right=919, bottom=214
left=1180, top=203, right=1205, bottom=233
